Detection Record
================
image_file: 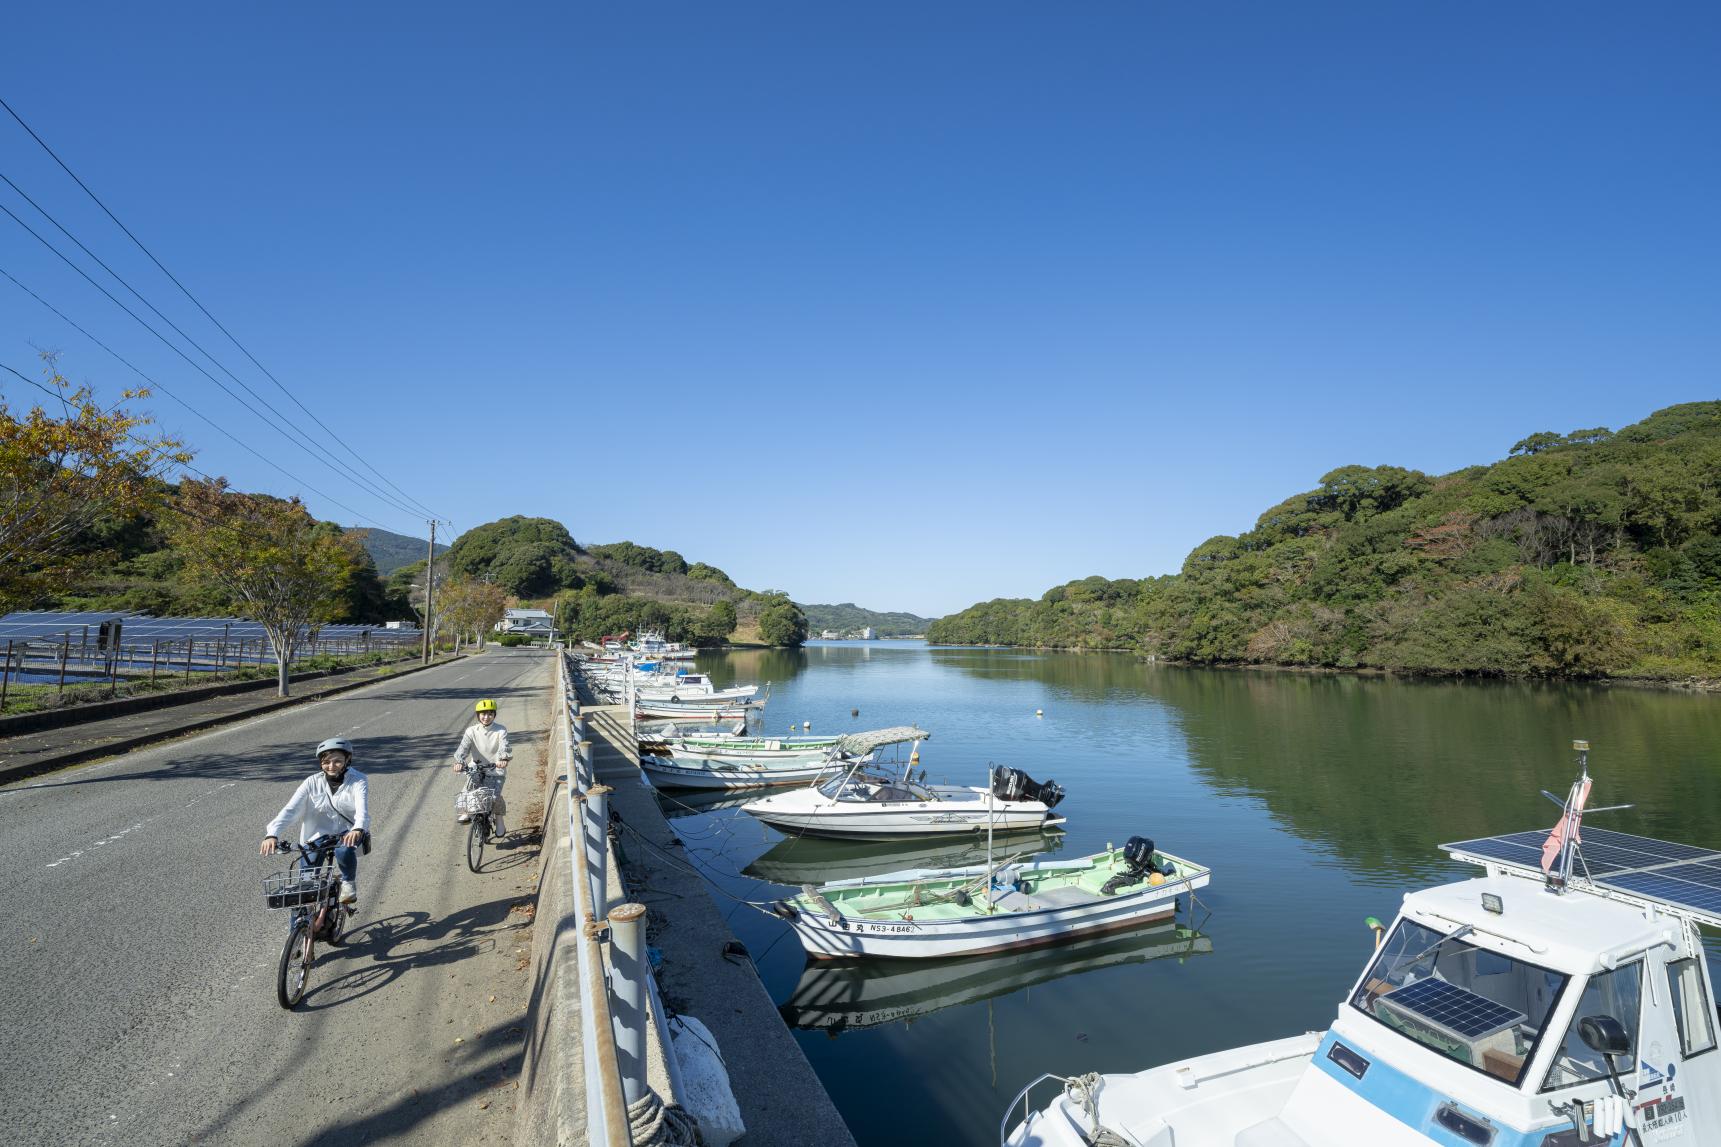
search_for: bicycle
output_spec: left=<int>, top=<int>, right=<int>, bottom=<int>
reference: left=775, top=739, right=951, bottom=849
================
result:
left=261, top=836, right=354, bottom=1009
left=458, top=761, right=503, bottom=872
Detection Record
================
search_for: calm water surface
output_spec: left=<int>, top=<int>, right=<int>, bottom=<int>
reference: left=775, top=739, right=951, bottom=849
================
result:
left=664, top=641, right=1720, bottom=1146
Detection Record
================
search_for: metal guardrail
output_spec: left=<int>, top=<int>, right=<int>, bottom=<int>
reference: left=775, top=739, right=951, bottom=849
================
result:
left=558, top=650, right=658, bottom=1145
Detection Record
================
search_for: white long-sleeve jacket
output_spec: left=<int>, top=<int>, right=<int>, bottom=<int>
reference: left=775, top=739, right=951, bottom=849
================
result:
left=454, top=722, right=512, bottom=769
left=265, top=769, right=371, bottom=844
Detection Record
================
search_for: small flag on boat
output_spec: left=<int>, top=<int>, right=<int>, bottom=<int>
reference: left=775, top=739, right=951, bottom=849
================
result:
left=1540, top=774, right=1593, bottom=873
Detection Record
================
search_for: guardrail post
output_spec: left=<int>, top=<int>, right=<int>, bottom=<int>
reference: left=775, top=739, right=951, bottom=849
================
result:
left=1, top=639, right=13, bottom=711
left=607, top=902, right=650, bottom=1107
left=578, top=739, right=595, bottom=791
left=583, top=783, right=613, bottom=920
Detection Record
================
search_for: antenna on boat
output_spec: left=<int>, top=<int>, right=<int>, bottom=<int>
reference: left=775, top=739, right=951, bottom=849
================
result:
left=985, top=763, right=996, bottom=914
left=1539, top=739, right=1633, bottom=894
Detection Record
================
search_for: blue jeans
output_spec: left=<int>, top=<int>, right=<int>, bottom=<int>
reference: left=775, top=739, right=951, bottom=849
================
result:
left=305, top=839, right=359, bottom=883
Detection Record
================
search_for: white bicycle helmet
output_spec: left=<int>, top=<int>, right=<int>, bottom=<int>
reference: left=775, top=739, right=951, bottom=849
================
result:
left=315, top=737, right=354, bottom=761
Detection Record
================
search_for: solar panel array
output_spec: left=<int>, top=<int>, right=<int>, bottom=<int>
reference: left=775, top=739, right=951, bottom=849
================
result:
left=1445, top=826, right=1721, bottom=929
left=0, top=610, right=419, bottom=646
left=1383, top=978, right=1527, bottom=1040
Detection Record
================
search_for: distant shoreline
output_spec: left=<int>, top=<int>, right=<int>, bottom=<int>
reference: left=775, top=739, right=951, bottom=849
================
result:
left=912, top=643, right=1720, bottom=692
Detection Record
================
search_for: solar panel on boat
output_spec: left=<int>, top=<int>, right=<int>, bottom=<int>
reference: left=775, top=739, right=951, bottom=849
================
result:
left=1382, top=979, right=1526, bottom=1040
left=1445, top=827, right=1721, bottom=928
left=1599, top=869, right=1721, bottom=916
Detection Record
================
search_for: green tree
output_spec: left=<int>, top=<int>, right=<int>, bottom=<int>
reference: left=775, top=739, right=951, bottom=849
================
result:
left=1, top=357, right=189, bottom=614
left=755, top=592, right=808, bottom=647
left=168, top=478, right=362, bottom=695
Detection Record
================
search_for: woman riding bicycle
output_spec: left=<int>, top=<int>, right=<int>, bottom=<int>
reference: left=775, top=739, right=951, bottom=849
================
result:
left=260, top=737, right=371, bottom=906
left=453, top=698, right=511, bottom=834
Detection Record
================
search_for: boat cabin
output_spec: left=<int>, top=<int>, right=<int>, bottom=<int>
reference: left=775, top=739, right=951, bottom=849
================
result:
left=1265, top=832, right=1721, bottom=1147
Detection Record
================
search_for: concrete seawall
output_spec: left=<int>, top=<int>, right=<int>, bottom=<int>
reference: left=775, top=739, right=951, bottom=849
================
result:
left=516, top=691, right=853, bottom=1145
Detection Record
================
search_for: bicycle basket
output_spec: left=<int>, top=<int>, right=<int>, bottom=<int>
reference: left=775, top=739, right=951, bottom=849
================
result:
left=263, top=868, right=338, bottom=910
left=456, top=787, right=495, bottom=817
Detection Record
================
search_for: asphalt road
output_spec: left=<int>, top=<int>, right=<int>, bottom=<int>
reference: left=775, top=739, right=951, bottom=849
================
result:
left=0, top=649, right=555, bottom=1147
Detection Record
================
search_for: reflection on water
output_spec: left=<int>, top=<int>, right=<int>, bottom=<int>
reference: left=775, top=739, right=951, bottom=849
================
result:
left=783, top=920, right=1211, bottom=1032
left=676, top=642, right=1720, bottom=1147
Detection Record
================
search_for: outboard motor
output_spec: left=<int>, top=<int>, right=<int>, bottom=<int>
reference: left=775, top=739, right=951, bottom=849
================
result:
left=1101, top=835, right=1174, bottom=895
left=991, top=767, right=1067, bottom=809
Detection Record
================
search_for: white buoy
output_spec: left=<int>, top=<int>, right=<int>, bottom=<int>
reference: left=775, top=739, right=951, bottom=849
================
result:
left=1035, top=709, right=1043, bottom=718
left=803, top=720, right=811, bottom=730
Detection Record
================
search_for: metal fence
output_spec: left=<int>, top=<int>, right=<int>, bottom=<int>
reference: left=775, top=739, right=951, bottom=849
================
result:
left=558, top=651, right=672, bottom=1145
left=0, top=611, right=422, bottom=705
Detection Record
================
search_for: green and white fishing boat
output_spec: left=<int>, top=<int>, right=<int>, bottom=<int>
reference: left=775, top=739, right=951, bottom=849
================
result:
left=771, top=836, right=1209, bottom=960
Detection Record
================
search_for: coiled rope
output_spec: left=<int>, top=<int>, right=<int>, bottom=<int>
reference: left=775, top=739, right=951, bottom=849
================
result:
left=626, top=1087, right=703, bottom=1145
left=1061, top=1073, right=1131, bottom=1147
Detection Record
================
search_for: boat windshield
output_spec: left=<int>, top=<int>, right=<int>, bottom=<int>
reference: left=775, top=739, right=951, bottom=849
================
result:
left=1350, top=919, right=1568, bottom=1088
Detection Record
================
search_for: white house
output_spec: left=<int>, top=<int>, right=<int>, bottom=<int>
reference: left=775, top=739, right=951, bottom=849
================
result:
left=496, top=607, right=555, bottom=638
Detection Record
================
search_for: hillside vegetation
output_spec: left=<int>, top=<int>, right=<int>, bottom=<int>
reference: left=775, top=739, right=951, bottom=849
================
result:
left=802, top=602, right=935, bottom=636
left=928, top=402, right=1721, bottom=681
left=397, top=518, right=807, bottom=647
left=347, top=527, right=447, bottom=576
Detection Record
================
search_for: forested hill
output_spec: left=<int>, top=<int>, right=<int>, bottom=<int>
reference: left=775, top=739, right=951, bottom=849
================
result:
left=347, top=527, right=447, bottom=576
left=801, top=603, right=935, bottom=636
left=928, top=402, right=1721, bottom=681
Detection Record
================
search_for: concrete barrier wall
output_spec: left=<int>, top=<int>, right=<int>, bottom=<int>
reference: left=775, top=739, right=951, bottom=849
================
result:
left=516, top=762, right=587, bottom=1145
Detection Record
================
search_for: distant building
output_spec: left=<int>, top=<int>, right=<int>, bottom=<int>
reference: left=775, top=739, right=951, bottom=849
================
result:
left=860, top=627, right=876, bottom=640
left=496, top=607, right=555, bottom=638
left=820, top=629, right=840, bottom=640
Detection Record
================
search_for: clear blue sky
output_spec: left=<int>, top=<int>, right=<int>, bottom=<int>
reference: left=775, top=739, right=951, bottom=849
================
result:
left=3, top=3, right=1716, bottom=617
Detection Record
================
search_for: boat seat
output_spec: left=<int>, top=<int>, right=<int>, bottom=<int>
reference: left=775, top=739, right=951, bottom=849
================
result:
left=1032, top=885, right=1097, bottom=908
left=1235, top=1117, right=1310, bottom=1147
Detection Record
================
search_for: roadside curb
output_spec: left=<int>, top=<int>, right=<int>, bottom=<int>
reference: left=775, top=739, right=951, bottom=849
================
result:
left=0, top=655, right=464, bottom=785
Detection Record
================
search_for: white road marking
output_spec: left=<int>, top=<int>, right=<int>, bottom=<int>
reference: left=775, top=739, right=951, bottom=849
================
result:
left=3, top=660, right=470, bottom=794
left=43, top=781, right=238, bottom=869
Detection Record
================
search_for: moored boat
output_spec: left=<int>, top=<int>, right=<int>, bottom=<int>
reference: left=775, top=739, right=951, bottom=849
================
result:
left=743, top=762, right=1067, bottom=840
left=1001, top=742, right=1721, bottom=1147
left=640, top=725, right=931, bottom=791
left=773, top=836, right=1206, bottom=960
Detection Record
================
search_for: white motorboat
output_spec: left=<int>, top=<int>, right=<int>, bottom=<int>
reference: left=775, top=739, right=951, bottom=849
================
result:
left=635, top=671, right=759, bottom=703
left=640, top=725, right=931, bottom=791
left=744, top=762, right=1068, bottom=840
left=1002, top=743, right=1721, bottom=1147
left=771, top=836, right=1207, bottom=960
left=634, top=698, right=760, bottom=721
left=638, top=733, right=843, bottom=762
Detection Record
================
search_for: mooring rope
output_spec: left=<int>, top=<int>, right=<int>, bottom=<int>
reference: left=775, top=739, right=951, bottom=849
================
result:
left=626, top=1087, right=702, bottom=1145
left=1061, top=1073, right=1131, bottom=1147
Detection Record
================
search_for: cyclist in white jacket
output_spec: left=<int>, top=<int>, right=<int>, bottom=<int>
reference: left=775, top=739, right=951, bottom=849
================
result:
left=453, top=698, right=511, bottom=832
left=260, top=737, right=371, bottom=905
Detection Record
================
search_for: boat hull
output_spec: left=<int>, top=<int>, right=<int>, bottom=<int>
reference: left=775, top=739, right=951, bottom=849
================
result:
left=634, top=702, right=755, bottom=720
left=785, top=869, right=1206, bottom=960
left=749, top=806, right=1061, bottom=840
left=640, top=755, right=842, bottom=790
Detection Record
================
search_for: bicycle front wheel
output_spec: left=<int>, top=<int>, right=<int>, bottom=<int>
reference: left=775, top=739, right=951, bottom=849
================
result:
left=467, top=817, right=487, bottom=872
left=277, top=917, right=313, bottom=1009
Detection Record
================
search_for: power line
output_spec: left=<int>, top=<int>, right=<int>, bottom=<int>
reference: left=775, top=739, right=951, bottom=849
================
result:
left=0, top=272, right=397, bottom=531
left=0, top=202, right=425, bottom=524
left=0, top=168, right=432, bottom=520
left=0, top=95, right=445, bottom=522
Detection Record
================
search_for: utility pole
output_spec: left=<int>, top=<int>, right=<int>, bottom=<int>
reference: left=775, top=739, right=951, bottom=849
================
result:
left=422, top=519, right=437, bottom=664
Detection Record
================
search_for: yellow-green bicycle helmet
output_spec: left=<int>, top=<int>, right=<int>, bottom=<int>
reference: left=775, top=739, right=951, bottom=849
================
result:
left=475, top=698, right=498, bottom=714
